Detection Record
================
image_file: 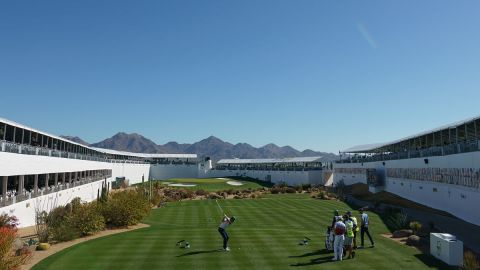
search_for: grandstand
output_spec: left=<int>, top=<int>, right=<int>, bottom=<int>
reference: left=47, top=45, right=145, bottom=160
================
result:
left=0, top=117, right=197, bottom=227
left=333, top=115, right=480, bottom=226
left=199, top=157, right=327, bottom=186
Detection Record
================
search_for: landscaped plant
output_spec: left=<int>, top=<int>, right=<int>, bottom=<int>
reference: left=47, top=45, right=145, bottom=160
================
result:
left=409, top=221, right=422, bottom=236
left=102, top=189, right=151, bottom=227
left=35, top=210, right=49, bottom=243
left=69, top=202, right=105, bottom=236
left=463, top=250, right=480, bottom=270
left=0, top=219, right=31, bottom=270
left=47, top=204, right=78, bottom=242
left=0, top=214, right=19, bottom=229
left=383, top=207, right=409, bottom=232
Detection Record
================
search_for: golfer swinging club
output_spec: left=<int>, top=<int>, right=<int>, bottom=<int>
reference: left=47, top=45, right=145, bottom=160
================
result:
left=218, top=213, right=235, bottom=251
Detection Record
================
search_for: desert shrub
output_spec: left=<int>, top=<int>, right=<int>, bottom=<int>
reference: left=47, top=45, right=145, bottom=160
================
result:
left=409, top=221, right=422, bottom=236
left=36, top=243, right=50, bottom=251
left=0, top=226, right=31, bottom=270
left=226, top=189, right=235, bottom=195
left=233, top=195, right=242, bottom=199
left=70, top=202, right=105, bottom=236
left=195, top=189, right=209, bottom=196
left=383, top=208, right=409, bottom=232
left=102, top=190, right=151, bottom=227
left=35, top=210, right=49, bottom=243
left=463, top=251, right=480, bottom=270
left=208, top=193, right=223, bottom=200
left=0, top=214, right=19, bottom=229
left=285, top=187, right=296, bottom=194
left=47, top=205, right=78, bottom=242
left=302, top=184, right=312, bottom=190
left=50, top=222, right=78, bottom=242
left=270, top=187, right=283, bottom=194
left=150, top=192, right=163, bottom=207
left=276, top=182, right=288, bottom=188
left=177, top=189, right=194, bottom=199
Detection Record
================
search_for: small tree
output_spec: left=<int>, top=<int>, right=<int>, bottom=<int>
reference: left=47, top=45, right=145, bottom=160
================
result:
left=35, top=210, right=49, bottom=243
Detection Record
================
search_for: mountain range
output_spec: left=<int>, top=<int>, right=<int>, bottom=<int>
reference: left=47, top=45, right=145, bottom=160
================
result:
left=60, top=133, right=338, bottom=161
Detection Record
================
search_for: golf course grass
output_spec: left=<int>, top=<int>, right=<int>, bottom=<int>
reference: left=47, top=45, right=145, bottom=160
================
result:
left=145, top=177, right=273, bottom=191
left=32, top=194, right=452, bottom=270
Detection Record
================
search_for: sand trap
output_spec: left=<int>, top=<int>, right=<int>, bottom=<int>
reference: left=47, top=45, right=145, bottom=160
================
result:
left=168, top=183, right=197, bottom=187
left=216, top=178, right=230, bottom=180
left=226, top=181, right=243, bottom=186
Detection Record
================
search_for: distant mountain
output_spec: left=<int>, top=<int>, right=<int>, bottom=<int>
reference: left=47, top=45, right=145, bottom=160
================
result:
left=90, top=132, right=163, bottom=154
left=86, top=133, right=338, bottom=161
left=60, top=136, right=89, bottom=146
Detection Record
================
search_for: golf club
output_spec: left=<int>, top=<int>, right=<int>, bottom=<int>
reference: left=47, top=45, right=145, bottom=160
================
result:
left=215, top=199, right=225, bottom=215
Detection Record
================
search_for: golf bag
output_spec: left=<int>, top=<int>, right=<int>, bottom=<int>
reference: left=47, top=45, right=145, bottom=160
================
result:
left=325, top=226, right=334, bottom=251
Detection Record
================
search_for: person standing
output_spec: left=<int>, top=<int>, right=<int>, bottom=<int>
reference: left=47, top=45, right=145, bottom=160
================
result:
left=344, top=215, right=356, bottom=259
left=347, top=211, right=359, bottom=249
left=359, top=208, right=374, bottom=248
left=332, top=216, right=346, bottom=261
left=218, top=214, right=236, bottom=251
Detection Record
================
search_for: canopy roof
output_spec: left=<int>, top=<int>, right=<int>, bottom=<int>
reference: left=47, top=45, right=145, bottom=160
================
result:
left=342, top=114, right=480, bottom=153
left=0, top=117, right=196, bottom=159
left=91, top=147, right=197, bottom=159
left=217, top=157, right=323, bottom=164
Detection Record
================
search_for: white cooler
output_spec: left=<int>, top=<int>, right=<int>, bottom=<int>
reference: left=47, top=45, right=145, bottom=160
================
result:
left=430, top=233, right=463, bottom=266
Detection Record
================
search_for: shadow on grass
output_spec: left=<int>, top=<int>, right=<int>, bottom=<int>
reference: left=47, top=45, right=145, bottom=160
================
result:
left=176, top=249, right=223, bottom=257
left=289, top=249, right=332, bottom=258
left=290, top=256, right=338, bottom=267
left=289, top=249, right=337, bottom=267
left=413, top=254, right=456, bottom=270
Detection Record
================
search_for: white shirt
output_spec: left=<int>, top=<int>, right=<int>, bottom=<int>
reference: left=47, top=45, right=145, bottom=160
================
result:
left=361, top=213, right=369, bottom=227
left=219, top=217, right=231, bottom=229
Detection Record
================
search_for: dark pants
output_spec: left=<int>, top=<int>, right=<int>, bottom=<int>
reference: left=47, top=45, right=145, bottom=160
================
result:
left=218, top=228, right=229, bottom=249
left=361, top=226, right=374, bottom=246
left=353, top=230, right=358, bottom=249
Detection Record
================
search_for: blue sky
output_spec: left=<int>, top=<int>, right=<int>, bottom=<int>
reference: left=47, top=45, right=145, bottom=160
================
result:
left=1, top=1, right=480, bottom=153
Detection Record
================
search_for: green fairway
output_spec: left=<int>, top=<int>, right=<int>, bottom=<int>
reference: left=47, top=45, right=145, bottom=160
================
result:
left=32, top=194, right=450, bottom=270
left=147, top=177, right=273, bottom=191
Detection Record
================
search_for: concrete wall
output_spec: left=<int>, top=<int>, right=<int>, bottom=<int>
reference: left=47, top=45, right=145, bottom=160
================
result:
left=110, top=163, right=150, bottom=185
left=0, top=179, right=105, bottom=227
left=199, top=169, right=323, bottom=186
left=333, top=151, right=480, bottom=226
left=149, top=164, right=198, bottom=180
left=0, top=153, right=150, bottom=227
left=0, top=152, right=111, bottom=175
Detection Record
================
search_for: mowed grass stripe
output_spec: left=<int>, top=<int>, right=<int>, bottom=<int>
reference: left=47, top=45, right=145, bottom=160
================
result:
left=33, top=194, right=453, bottom=270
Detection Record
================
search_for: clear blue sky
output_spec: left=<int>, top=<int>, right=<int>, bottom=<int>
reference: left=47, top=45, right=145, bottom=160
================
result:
left=1, top=1, right=480, bottom=153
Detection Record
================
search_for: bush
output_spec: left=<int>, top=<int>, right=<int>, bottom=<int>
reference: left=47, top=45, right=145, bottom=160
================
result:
left=36, top=243, right=51, bottom=251
left=150, top=192, right=163, bottom=207
left=270, top=187, right=283, bottom=194
left=0, top=226, right=31, bottom=270
left=0, top=214, right=19, bottom=229
left=47, top=205, right=79, bottom=242
left=285, top=187, right=297, bottom=194
left=70, top=202, right=105, bottom=236
left=102, top=189, right=151, bottom=227
left=409, top=221, right=422, bottom=236
left=384, top=208, right=409, bottom=232
left=195, top=189, right=209, bottom=196
left=463, top=251, right=480, bottom=270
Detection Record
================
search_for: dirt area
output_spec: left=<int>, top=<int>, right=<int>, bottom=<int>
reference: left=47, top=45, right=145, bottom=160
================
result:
left=20, top=223, right=150, bottom=270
